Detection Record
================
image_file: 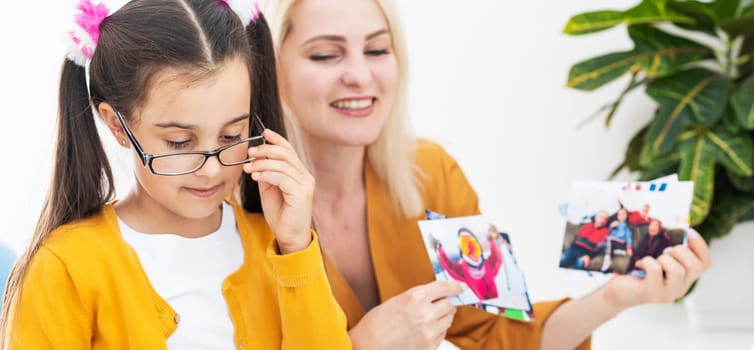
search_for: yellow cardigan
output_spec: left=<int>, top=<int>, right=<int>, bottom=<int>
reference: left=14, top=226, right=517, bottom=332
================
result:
left=324, top=140, right=591, bottom=350
left=7, top=202, right=351, bottom=349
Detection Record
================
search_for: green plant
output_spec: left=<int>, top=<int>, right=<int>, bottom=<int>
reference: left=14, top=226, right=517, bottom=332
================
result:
left=564, top=0, right=754, bottom=242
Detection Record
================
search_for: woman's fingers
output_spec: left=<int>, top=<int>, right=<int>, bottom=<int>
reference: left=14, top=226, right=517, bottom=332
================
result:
left=413, top=280, right=464, bottom=303
left=635, top=257, right=663, bottom=301
left=665, top=245, right=705, bottom=286
left=656, top=253, right=686, bottom=300
left=685, top=228, right=713, bottom=270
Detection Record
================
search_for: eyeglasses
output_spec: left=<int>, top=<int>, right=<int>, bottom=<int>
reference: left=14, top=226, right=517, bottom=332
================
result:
left=114, top=111, right=266, bottom=176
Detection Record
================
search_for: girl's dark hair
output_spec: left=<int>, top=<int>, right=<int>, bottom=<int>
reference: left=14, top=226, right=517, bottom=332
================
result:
left=1, top=0, right=282, bottom=340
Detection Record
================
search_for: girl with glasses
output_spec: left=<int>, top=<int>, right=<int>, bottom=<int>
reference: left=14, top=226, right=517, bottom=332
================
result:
left=1, top=0, right=349, bottom=348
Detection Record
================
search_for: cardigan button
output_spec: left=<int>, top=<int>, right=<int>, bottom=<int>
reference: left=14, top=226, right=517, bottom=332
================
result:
left=239, top=342, right=245, bottom=348
left=173, top=313, right=181, bottom=324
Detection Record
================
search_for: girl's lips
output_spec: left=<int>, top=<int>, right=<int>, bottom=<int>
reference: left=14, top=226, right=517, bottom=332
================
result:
left=185, top=185, right=221, bottom=198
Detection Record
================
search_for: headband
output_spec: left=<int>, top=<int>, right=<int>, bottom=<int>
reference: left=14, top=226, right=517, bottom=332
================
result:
left=66, top=0, right=262, bottom=68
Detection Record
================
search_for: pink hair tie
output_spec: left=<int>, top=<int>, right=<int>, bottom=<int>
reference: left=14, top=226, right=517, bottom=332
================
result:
left=67, top=0, right=110, bottom=67
left=220, top=0, right=261, bottom=25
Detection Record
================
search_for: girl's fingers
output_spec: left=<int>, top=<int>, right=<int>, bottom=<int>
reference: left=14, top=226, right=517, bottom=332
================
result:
left=244, top=159, right=305, bottom=186
left=251, top=171, right=306, bottom=201
left=248, top=144, right=307, bottom=174
left=262, top=129, right=296, bottom=152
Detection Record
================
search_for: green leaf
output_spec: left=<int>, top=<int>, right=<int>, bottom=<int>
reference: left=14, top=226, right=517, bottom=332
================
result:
left=638, top=125, right=683, bottom=170
left=667, top=1, right=720, bottom=28
left=605, top=73, right=644, bottom=126
left=567, top=52, right=637, bottom=90
left=741, top=1, right=754, bottom=16
left=626, top=126, right=650, bottom=171
left=722, top=106, right=743, bottom=133
left=644, top=103, right=691, bottom=155
left=711, top=0, right=741, bottom=20
left=612, top=125, right=654, bottom=179
left=720, top=9, right=754, bottom=36
left=727, top=171, right=754, bottom=192
left=638, top=158, right=682, bottom=180
left=628, top=25, right=712, bottom=77
left=706, top=129, right=754, bottom=176
left=564, top=10, right=626, bottom=35
left=567, top=26, right=710, bottom=91
left=677, top=128, right=753, bottom=225
left=678, top=131, right=716, bottom=224
left=696, top=191, right=754, bottom=240
left=564, top=0, right=696, bottom=35
left=730, top=77, right=754, bottom=129
left=644, top=69, right=728, bottom=154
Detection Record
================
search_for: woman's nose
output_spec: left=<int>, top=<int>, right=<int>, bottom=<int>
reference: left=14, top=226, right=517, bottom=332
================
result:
left=340, top=55, right=372, bottom=87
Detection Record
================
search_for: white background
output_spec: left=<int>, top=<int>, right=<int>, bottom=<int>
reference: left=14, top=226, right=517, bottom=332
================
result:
left=1, top=1, right=752, bottom=349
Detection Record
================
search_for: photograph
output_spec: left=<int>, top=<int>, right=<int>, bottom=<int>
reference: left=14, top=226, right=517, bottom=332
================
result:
left=418, top=214, right=533, bottom=313
left=471, top=232, right=535, bottom=321
left=559, top=179, right=693, bottom=275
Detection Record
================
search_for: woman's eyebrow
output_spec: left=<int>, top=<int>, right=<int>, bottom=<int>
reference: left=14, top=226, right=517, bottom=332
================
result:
left=302, top=28, right=389, bottom=45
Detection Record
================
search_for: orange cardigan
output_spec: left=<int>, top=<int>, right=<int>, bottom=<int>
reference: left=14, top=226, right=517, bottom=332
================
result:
left=7, top=202, right=350, bottom=349
left=323, top=140, right=591, bottom=350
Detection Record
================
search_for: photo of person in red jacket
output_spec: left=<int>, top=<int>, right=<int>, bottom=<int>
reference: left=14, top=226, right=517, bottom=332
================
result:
left=560, top=211, right=610, bottom=270
left=432, top=225, right=503, bottom=301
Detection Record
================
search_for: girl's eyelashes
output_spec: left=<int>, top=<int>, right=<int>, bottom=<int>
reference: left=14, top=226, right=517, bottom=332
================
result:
left=165, top=134, right=243, bottom=150
left=221, top=134, right=242, bottom=143
left=167, top=139, right=191, bottom=150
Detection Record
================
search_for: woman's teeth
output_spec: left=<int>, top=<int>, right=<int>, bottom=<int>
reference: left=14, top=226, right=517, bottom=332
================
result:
left=331, top=98, right=373, bottom=110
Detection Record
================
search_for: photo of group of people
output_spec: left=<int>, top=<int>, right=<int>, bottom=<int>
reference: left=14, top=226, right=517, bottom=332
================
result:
left=418, top=212, right=534, bottom=321
left=559, top=177, right=693, bottom=275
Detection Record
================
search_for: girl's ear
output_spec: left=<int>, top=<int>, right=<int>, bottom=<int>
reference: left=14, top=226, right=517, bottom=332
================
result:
left=98, top=102, right=128, bottom=147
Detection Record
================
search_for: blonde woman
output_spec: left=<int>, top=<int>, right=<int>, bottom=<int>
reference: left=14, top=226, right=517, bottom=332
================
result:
left=263, top=0, right=712, bottom=349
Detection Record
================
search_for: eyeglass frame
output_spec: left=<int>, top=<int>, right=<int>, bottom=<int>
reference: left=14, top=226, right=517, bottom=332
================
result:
left=114, top=110, right=267, bottom=176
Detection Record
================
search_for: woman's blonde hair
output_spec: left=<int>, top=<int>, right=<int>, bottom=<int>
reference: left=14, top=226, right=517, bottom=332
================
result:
left=263, top=0, right=423, bottom=218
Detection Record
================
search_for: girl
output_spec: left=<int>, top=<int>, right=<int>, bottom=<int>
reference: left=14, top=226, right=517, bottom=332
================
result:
left=263, top=0, right=713, bottom=349
left=601, top=208, right=635, bottom=272
left=0, top=0, right=350, bottom=348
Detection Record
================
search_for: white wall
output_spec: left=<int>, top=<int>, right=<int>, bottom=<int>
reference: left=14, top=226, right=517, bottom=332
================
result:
left=0, top=0, right=655, bottom=315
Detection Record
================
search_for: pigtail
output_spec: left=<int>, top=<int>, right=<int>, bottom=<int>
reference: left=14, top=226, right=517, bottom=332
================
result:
left=241, top=12, right=285, bottom=213
left=0, top=59, right=115, bottom=343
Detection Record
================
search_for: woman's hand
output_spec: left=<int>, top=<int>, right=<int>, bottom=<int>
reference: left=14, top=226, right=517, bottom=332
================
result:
left=603, top=228, right=712, bottom=310
left=243, top=129, right=315, bottom=254
left=349, top=280, right=462, bottom=350
left=541, top=229, right=712, bottom=350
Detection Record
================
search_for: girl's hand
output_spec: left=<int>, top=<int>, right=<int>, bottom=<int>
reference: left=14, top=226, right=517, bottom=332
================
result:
left=243, top=129, right=314, bottom=254
left=349, top=280, right=462, bottom=350
left=603, top=228, right=712, bottom=310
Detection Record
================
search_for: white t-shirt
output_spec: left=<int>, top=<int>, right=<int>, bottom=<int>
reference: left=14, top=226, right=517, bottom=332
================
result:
left=119, top=202, right=243, bottom=350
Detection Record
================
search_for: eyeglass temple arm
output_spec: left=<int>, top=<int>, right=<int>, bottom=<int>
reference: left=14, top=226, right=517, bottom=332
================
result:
left=253, top=113, right=267, bottom=132
left=114, top=111, right=149, bottom=166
